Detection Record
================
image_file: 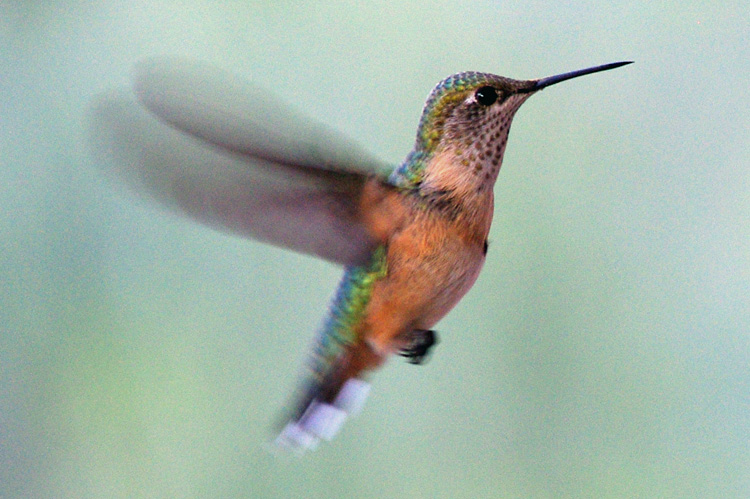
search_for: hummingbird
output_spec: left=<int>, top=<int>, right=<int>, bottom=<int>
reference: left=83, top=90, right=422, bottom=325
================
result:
left=91, top=58, right=631, bottom=453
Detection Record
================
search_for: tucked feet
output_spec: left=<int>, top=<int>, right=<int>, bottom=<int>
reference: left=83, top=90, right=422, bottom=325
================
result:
left=398, top=329, right=439, bottom=365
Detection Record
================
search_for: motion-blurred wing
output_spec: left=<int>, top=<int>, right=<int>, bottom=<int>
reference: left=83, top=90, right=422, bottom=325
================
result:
left=91, top=60, right=393, bottom=265
left=133, top=59, right=389, bottom=177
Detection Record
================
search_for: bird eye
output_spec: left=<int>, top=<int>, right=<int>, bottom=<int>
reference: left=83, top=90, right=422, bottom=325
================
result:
left=474, top=86, right=498, bottom=106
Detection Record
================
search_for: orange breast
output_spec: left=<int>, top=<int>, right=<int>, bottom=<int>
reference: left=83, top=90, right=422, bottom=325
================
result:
left=357, top=180, right=489, bottom=353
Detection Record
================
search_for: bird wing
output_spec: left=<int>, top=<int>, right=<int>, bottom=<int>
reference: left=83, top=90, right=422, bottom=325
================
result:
left=90, top=58, right=393, bottom=266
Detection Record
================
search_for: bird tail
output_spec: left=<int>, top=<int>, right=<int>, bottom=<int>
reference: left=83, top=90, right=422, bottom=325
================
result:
left=273, top=249, right=387, bottom=453
left=274, top=340, right=379, bottom=453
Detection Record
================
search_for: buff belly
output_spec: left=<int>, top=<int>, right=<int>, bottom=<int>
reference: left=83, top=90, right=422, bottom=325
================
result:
left=361, top=213, right=488, bottom=353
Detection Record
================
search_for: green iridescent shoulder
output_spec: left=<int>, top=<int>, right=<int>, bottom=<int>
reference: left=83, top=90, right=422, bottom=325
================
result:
left=388, top=150, right=428, bottom=188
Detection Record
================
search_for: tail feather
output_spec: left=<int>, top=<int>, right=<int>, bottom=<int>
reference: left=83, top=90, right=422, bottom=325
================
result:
left=274, top=340, right=382, bottom=453
left=274, top=251, right=387, bottom=453
left=275, top=377, right=371, bottom=451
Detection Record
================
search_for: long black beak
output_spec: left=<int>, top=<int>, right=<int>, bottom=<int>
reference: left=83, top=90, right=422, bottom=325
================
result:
left=521, top=61, right=633, bottom=92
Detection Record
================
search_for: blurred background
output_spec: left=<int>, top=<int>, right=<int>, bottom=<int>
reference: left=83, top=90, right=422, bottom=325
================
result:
left=1, top=1, right=748, bottom=497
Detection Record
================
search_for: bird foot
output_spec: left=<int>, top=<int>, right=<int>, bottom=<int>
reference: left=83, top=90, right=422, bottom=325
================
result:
left=399, top=329, right=438, bottom=365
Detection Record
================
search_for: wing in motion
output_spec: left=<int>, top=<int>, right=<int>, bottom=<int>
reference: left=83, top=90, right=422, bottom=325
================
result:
left=90, top=58, right=393, bottom=265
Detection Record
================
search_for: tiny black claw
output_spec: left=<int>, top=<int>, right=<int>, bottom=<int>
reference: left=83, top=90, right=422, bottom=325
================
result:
left=399, top=329, right=439, bottom=365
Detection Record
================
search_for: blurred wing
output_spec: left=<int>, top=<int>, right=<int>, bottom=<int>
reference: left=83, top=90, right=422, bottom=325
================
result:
left=133, top=58, right=390, bottom=177
left=91, top=60, right=393, bottom=266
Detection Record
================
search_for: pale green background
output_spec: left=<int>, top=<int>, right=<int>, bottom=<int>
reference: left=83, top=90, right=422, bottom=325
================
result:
left=2, top=1, right=748, bottom=497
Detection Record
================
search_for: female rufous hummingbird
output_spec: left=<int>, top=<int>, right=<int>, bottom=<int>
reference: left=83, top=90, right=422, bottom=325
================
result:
left=92, top=58, right=631, bottom=452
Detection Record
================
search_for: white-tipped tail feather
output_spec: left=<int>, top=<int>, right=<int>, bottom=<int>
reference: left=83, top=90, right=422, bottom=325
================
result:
left=274, top=378, right=371, bottom=453
left=334, top=378, right=371, bottom=415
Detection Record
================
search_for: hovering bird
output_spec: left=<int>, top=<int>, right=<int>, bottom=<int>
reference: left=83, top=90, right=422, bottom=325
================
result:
left=91, top=58, right=631, bottom=452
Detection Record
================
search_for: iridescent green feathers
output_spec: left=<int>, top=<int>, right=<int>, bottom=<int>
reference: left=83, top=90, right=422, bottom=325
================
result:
left=417, top=72, right=500, bottom=152
left=390, top=71, right=518, bottom=189
left=308, top=246, right=388, bottom=387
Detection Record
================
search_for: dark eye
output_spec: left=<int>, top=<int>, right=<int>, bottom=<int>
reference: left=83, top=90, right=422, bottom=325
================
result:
left=475, top=86, right=498, bottom=106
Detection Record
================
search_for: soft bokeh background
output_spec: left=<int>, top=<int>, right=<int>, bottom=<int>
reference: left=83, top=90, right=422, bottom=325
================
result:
left=2, top=1, right=748, bottom=497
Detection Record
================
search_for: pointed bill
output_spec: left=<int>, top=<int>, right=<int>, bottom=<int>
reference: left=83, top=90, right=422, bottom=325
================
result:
left=530, top=61, right=633, bottom=91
